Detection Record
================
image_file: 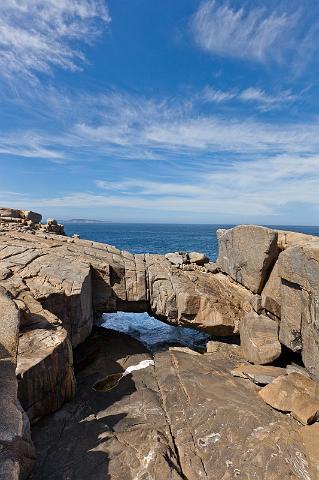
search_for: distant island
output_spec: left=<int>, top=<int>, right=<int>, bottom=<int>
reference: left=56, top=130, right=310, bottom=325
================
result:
left=62, top=219, right=112, bottom=224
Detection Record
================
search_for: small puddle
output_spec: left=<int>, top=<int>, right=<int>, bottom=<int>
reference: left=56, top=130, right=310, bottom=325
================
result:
left=93, top=359, right=155, bottom=392
left=93, top=373, right=123, bottom=392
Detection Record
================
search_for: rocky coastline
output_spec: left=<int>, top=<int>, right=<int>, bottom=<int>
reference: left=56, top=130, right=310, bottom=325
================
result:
left=1, top=207, right=319, bottom=479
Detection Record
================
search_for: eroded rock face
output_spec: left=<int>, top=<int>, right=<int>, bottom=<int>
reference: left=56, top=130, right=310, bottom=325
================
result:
left=0, top=288, right=35, bottom=480
left=147, top=255, right=255, bottom=335
left=278, top=241, right=319, bottom=378
left=217, top=225, right=280, bottom=294
left=239, top=311, right=281, bottom=364
left=17, top=326, right=75, bottom=424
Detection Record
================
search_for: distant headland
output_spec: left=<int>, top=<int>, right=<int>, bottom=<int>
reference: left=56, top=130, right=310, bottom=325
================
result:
left=62, top=219, right=112, bottom=224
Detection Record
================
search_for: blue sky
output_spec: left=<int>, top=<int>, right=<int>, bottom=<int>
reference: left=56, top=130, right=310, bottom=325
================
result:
left=1, top=0, right=319, bottom=224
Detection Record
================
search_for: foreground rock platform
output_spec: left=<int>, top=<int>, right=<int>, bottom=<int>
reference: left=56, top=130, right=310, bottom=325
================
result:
left=30, top=328, right=318, bottom=480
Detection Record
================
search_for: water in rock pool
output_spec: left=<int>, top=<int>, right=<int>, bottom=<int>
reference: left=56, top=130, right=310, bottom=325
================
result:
left=64, top=223, right=319, bottom=351
left=101, top=311, right=209, bottom=353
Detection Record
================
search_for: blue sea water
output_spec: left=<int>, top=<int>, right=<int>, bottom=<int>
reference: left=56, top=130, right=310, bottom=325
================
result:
left=64, top=223, right=319, bottom=261
left=64, top=223, right=319, bottom=351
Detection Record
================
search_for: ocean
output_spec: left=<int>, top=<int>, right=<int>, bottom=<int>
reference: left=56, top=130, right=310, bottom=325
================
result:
left=64, top=223, right=319, bottom=352
left=64, top=223, right=319, bottom=261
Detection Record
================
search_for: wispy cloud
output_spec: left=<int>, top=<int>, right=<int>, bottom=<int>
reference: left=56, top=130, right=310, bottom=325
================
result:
left=0, top=0, right=110, bottom=83
left=0, top=131, right=65, bottom=159
left=191, top=0, right=300, bottom=64
left=8, top=155, right=319, bottom=220
left=1, top=89, right=319, bottom=162
left=200, top=86, right=296, bottom=110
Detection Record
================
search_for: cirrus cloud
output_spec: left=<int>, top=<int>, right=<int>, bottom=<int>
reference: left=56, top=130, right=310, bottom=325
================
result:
left=0, top=0, right=110, bottom=82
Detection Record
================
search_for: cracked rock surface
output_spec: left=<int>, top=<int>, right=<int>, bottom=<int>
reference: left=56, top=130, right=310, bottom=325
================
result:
left=29, top=328, right=318, bottom=480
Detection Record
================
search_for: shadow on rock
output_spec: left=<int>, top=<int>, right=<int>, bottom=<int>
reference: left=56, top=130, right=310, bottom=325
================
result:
left=28, top=328, right=151, bottom=479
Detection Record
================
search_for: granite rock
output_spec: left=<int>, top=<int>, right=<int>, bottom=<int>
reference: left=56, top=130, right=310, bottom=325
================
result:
left=0, top=288, right=35, bottom=480
left=259, top=372, right=319, bottom=425
left=239, top=311, right=281, bottom=364
left=217, top=225, right=280, bottom=293
left=231, top=363, right=287, bottom=385
left=278, top=241, right=319, bottom=378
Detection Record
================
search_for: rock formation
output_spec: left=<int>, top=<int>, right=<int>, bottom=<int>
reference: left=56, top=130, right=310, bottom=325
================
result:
left=0, top=287, right=35, bottom=480
left=239, top=311, right=281, bottom=364
left=1, top=209, right=319, bottom=478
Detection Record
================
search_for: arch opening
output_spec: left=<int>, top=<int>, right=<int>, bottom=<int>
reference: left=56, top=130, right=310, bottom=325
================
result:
left=101, top=311, right=210, bottom=353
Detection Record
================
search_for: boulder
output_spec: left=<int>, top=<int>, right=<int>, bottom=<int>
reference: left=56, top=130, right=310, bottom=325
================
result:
left=188, top=251, right=209, bottom=265
left=165, top=252, right=187, bottom=266
left=239, top=312, right=281, bottom=364
left=217, top=225, right=280, bottom=293
left=278, top=241, right=319, bottom=378
left=22, top=210, right=42, bottom=224
left=0, top=207, right=21, bottom=218
left=206, top=340, right=241, bottom=357
left=0, top=207, right=42, bottom=224
left=231, top=364, right=287, bottom=385
left=203, top=262, right=219, bottom=273
left=46, top=218, right=58, bottom=226
left=169, top=270, right=255, bottom=335
left=259, top=372, right=319, bottom=425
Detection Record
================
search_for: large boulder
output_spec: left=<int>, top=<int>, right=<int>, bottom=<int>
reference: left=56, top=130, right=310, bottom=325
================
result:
left=239, top=311, right=281, bottom=364
left=0, top=208, right=21, bottom=218
left=165, top=252, right=187, bottom=266
left=217, top=225, right=280, bottom=294
left=278, top=241, right=319, bottom=379
left=22, top=210, right=42, bottom=224
left=188, top=251, right=209, bottom=265
left=0, top=207, right=42, bottom=224
left=259, top=372, right=319, bottom=425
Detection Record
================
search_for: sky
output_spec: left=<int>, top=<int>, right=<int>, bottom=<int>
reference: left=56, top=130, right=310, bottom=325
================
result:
left=1, top=0, right=319, bottom=225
